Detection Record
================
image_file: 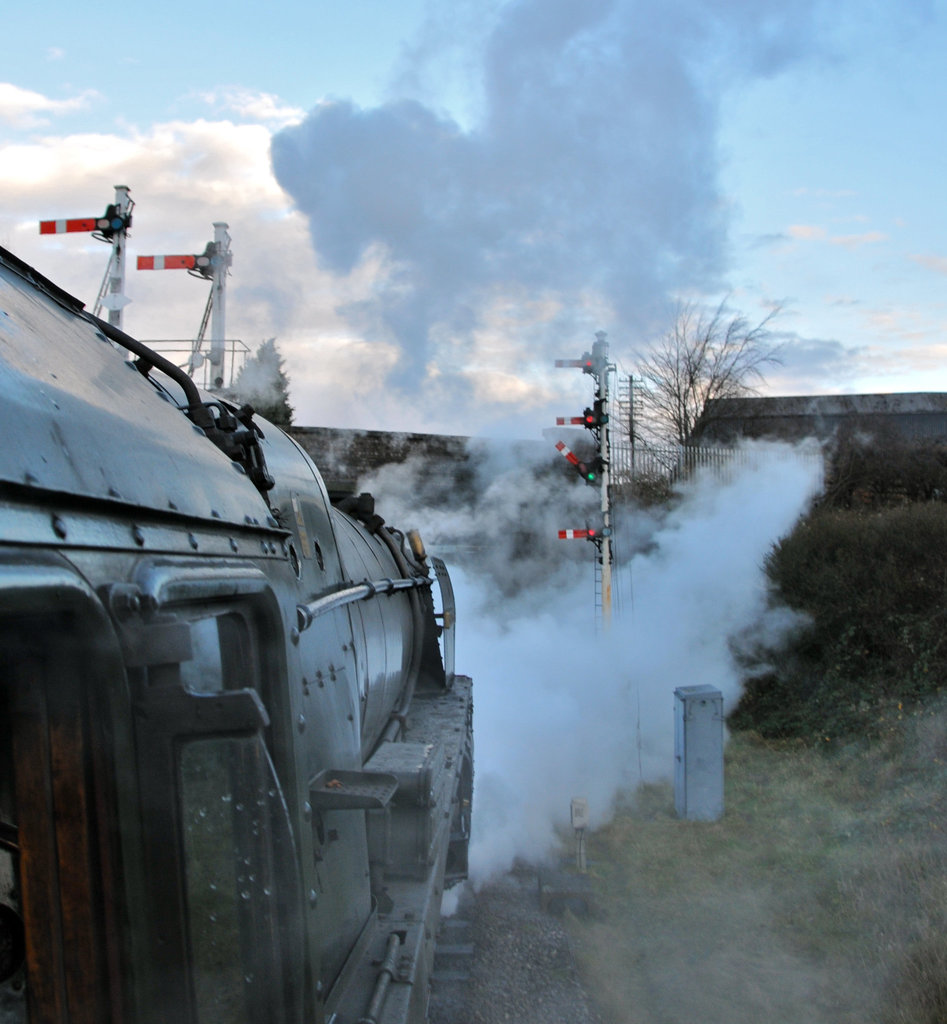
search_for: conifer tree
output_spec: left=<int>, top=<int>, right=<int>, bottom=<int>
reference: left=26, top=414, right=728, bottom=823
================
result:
left=229, top=337, right=294, bottom=427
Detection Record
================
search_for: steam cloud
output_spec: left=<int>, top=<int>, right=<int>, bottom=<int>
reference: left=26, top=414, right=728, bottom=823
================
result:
left=363, top=441, right=822, bottom=882
left=271, top=0, right=846, bottom=397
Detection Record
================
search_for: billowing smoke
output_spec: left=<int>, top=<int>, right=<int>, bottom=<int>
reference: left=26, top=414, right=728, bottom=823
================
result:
left=364, top=441, right=821, bottom=882
left=271, top=0, right=843, bottom=403
left=358, top=438, right=606, bottom=608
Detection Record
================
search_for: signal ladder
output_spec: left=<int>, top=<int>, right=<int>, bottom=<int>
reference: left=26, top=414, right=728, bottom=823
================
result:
left=593, top=558, right=604, bottom=632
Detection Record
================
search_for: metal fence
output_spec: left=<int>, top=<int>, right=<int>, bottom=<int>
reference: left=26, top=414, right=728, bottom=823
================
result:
left=609, top=375, right=826, bottom=493
left=609, top=439, right=826, bottom=491
left=143, top=339, right=250, bottom=390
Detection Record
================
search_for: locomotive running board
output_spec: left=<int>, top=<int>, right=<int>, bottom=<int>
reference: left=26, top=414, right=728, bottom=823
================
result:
left=308, top=769, right=399, bottom=811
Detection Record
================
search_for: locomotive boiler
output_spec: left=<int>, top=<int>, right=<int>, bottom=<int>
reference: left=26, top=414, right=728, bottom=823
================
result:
left=0, top=245, right=473, bottom=1024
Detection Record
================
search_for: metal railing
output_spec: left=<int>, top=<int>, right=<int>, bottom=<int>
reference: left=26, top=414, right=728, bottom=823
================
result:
left=610, top=439, right=826, bottom=491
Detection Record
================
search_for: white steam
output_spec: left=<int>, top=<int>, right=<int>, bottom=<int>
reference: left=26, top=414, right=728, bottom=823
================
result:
left=368, top=441, right=822, bottom=883
left=268, top=0, right=887, bottom=404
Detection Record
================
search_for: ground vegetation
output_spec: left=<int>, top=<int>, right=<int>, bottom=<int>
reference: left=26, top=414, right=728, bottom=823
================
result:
left=563, top=428, right=947, bottom=1023
left=568, top=712, right=947, bottom=1024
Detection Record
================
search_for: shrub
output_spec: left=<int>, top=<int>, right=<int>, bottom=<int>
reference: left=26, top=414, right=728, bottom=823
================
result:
left=731, top=504, right=947, bottom=739
left=824, top=422, right=947, bottom=508
left=881, top=933, right=947, bottom=1024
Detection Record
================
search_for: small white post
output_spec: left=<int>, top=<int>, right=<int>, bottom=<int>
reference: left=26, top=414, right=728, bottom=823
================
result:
left=571, top=797, right=589, bottom=874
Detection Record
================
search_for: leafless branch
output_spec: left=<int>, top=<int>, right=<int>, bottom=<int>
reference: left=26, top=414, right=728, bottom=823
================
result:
left=634, top=299, right=783, bottom=444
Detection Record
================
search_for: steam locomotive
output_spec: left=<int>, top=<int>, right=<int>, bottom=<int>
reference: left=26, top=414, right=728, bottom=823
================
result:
left=0, top=245, right=473, bottom=1024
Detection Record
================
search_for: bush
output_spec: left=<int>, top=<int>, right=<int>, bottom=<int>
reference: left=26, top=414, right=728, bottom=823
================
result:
left=824, top=423, right=947, bottom=508
left=731, top=504, right=947, bottom=740
left=882, top=934, right=947, bottom=1024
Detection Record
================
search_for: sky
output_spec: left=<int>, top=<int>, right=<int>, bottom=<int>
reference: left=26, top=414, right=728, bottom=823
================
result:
left=1, top=0, right=946, bottom=436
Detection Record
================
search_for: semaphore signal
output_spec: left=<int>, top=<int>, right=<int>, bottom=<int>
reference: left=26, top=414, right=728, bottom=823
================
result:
left=554, top=440, right=601, bottom=484
left=136, top=224, right=233, bottom=389
left=38, top=185, right=134, bottom=330
left=554, top=330, right=614, bottom=628
left=137, top=254, right=199, bottom=271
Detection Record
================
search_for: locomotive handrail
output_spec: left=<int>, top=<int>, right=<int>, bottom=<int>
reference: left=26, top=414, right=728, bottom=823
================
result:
left=83, top=310, right=205, bottom=411
left=295, top=575, right=432, bottom=633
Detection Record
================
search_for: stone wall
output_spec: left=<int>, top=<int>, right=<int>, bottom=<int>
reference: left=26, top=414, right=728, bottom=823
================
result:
left=288, top=425, right=597, bottom=499
left=288, top=425, right=488, bottom=499
left=693, top=393, right=947, bottom=444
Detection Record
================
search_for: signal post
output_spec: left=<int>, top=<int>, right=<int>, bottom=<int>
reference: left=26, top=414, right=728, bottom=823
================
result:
left=555, top=331, right=614, bottom=628
left=138, top=223, right=233, bottom=388
left=39, top=184, right=134, bottom=330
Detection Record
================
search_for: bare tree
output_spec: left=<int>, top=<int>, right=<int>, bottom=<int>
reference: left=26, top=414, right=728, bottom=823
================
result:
left=634, top=299, right=782, bottom=444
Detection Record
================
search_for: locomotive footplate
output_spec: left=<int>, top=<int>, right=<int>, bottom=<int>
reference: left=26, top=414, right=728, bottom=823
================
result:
left=309, top=769, right=399, bottom=811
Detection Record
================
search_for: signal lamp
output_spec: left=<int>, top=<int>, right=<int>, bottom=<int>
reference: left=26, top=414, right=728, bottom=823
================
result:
left=584, top=456, right=605, bottom=484
left=95, top=204, right=131, bottom=238
left=583, top=399, right=609, bottom=429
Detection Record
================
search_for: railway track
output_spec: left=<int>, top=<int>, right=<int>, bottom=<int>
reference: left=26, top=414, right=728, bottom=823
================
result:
left=426, top=867, right=603, bottom=1024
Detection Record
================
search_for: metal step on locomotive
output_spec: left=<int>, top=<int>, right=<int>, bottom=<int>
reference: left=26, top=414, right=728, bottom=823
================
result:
left=0, top=244, right=473, bottom=1024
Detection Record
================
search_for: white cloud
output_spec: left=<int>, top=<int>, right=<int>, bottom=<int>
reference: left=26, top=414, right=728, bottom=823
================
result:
left=864, top=306, right=934, bottom=342
left=791, top=187, right=857, bottom=199
left=910, top=253, right=947, bottom=276
left=0, top=82, right=99, bottom=128
left=785, top=225, right=887, bottom=249
left=0, top=116, right=486, bottom=432
left=197, top=88, right=305, bottom=129
left=829, top=230, right=887, bottom=249
left=787, top=224, right=827, bottom=240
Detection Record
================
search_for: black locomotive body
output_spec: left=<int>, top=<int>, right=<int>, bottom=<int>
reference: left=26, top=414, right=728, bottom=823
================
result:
left=0, top=246, right=473, bottom=1024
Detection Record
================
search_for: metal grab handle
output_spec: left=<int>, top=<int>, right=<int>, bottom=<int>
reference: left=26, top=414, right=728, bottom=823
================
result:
left=296, top=576, right=432, bottom=633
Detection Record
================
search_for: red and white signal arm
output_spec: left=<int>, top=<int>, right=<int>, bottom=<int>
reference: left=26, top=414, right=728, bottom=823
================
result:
left=137, top=254, right=197, bottom=270
left=39, top=218, right=100, bottom=235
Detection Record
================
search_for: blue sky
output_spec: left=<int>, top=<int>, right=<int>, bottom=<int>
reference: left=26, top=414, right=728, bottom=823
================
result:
left=1, top=0, right=945, bottom=434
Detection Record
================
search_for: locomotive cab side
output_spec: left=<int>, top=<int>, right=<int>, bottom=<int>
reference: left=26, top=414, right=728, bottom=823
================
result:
left=0, top=245, right=473, bottom=1024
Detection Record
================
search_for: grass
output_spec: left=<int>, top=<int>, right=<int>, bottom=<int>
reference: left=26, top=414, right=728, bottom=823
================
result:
left=563, top=699, right=947, bottom=1024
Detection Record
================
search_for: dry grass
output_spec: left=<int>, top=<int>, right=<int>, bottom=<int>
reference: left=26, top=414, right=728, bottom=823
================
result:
left=564, top=699, right=947, bottom=1024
